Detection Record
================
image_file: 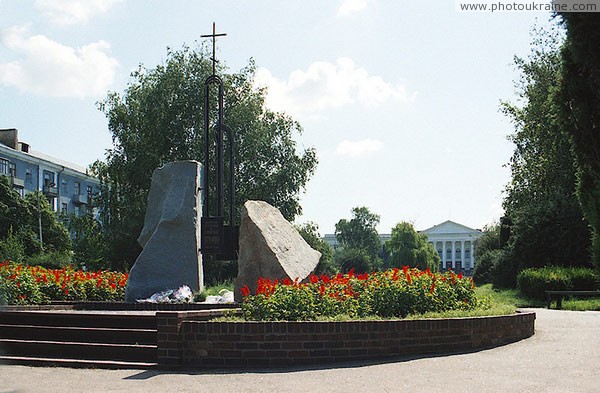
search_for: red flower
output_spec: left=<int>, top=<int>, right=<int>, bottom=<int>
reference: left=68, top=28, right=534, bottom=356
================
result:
left=309, top=274, right=319, bottom=283
left=241, top=285, right=250, bottom=297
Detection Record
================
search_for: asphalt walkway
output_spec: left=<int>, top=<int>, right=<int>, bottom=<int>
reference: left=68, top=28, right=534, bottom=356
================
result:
left=1, top=308, right=599, bottom=393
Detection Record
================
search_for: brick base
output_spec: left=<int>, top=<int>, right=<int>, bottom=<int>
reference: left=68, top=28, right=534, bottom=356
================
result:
left=158, top=311, right=535, bottom=367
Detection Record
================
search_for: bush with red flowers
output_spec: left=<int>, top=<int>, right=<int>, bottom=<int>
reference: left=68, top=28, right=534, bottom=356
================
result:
left=0, top=260, right=128, bottom=305
left=240, top=267, right=477, bottom=321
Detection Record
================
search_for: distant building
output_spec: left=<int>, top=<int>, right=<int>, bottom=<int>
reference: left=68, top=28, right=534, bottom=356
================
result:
left=420, top=220, right=483, bottom=274
left=323, top=220, right=483, bottom=274
left=0, top=128, right=100, bottom=216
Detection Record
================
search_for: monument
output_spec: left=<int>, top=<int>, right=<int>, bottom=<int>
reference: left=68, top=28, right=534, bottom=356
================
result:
left=234, top=200, right=321, bottom=301
left=124, top=161, right=204, bottom=302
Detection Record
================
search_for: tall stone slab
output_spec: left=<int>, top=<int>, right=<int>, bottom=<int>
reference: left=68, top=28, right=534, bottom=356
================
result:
left=234, top=200, right=321, bottom=301
left=125, top=161, right=203, bottom=302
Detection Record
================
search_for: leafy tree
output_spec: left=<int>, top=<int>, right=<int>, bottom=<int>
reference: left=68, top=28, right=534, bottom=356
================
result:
left=498, top=24, right=591, bottom=286
left=296, top=222, right=335, bottom=275
left=557, top=13, right=600, bottom=269
left=334, top=247, right=377, bottom=274
left=0, top=176, right=71, bottom=260
left=385, top=221, right=440, bottom=271
left=473, top=223, right=501, bottom=285
left=95, top=45, right=318, bottom=270
left=334, top=207, right=381, bottom=258
left=334, top=207, right=383, bottom=273
left=67, top=214, right=107, bottom=270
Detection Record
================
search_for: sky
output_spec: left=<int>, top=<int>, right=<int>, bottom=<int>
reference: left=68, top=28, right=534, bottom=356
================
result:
left=0, top=0, right=563, bottom=235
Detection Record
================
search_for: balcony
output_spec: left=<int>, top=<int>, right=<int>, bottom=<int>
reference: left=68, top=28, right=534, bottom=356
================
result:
left=72, top=194, right=89, bottom=205
left=10, top=176, right=25, bottom=188
left=42, top=184, right=59, bottom=198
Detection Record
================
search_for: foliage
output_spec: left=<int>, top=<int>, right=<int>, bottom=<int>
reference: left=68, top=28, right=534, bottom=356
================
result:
left=334, top=206, right=383, bottom=273
left=296, top=222, right=336, bottom=275
left=203, top=259, right=238, bottom=287
left=66, top=214, right=107, bottom=270
left=517, top=266, right=599, bottom=300
left=335, top=207, right=381, bottom=258
left=0, top=177, right=71, bottom=257
left=334, top=247, right=381, bottom=274
left=473, top=223, right=502, bottom=285
left=385, top=221, right=440, bottom=271
left=239, top=267, right=478, bottom=321
left=0, top=260, right=128, bottom=305
left=0, top=227, right=26, bottom=264
left=557, top=14, right=600, bottom=268
left=95, top=45, right=317, bottom=270
left=498, top=24, right=591, bottom=287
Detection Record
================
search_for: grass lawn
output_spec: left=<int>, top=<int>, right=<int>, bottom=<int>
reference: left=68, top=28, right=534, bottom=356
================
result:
left=475, top=283, right=600, bottom=311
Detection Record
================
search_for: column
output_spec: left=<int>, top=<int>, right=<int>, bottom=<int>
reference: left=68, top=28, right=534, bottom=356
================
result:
left=461, top=240, right=465, bottom=270
left=470, top=242, right=475, bottom=270
left=451, top=241, right=456, bottom=270
left=442, top=241, right=446, bottom=271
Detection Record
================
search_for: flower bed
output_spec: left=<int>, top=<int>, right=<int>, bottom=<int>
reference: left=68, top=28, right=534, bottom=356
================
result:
left=240, top=267, right=478, bottom=321
left=0, top=260, right=128, bottom=305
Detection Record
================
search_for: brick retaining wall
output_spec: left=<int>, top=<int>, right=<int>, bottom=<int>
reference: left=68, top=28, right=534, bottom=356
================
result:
left=157, top=311, right=535, bottom=367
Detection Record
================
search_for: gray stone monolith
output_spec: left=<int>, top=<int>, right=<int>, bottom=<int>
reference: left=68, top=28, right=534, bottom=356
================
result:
left=234, top=200, right=321, bottom=302
left=125, top=161, right=203, bottom=302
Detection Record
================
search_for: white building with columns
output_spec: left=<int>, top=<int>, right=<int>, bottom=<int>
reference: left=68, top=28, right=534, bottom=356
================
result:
left=421, top=220, right=483, bottom=274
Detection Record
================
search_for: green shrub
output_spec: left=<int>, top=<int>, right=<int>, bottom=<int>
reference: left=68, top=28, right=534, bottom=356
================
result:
left=517, top=266, right=599, bottom=300
left=240, top=267, right=478, bottom=321
left=27, top=250, right=73, bottom=269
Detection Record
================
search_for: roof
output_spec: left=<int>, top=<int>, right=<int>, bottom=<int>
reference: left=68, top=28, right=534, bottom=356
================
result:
left=421, top=220, right=481, bottom=235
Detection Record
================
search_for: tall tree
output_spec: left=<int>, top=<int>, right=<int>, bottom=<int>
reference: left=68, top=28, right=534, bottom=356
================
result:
left=385, top=221, right=440, bottom=271
left=296, top=222, right=335, bottom=275
left=95, top=45, right=318, bottom=270
left=499, top=24, right=591, bottom=286
left=0, top=177, right=71, bottom=258
left=557, top=14, right=600, bottom=268
left=334, top=206, right=381, bottom=259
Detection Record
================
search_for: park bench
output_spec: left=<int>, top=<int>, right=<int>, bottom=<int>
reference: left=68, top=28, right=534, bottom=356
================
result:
left=546, top=290, right=600, bottom=309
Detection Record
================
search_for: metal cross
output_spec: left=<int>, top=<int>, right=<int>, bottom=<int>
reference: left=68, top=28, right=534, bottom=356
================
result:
left=201, top=22, right=227, bottom=76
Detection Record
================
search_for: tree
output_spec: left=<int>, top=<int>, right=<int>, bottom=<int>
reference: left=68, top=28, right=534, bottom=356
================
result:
left=334, top=207, right=382, bottom=273
left=296, top=222, right=335, bottom=275
left=67, top=214, right=106, bottom=270
left=95, top=45, right=318, bottom=270
left=498, top=24, right=591, bottom=287
left=473, top=223, right=502, bottom=285
left=0, top=176, right=71, bottom=260
left=557, top=14, right=600, bottom=269
left=334, top=206, right=381, bottom=259
left=385, top=221, right=440, bottom=271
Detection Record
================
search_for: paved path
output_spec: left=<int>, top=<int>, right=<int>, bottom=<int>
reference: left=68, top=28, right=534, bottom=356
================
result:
left=1, top=308, right=599, bottom=393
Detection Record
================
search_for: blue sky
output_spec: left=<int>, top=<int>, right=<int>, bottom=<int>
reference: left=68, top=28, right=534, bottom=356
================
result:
left=0, top=1, right=561, bottom=234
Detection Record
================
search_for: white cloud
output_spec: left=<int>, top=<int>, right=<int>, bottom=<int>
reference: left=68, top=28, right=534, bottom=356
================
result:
left=337, top=0, right=368, bottom=16
left=335, top=139, right=384, bottom=157
left=0, top=25, right=119, bottom=98
left=35, top=0, right=122, bottom=26
left=254, top=57, right=413, bottom=118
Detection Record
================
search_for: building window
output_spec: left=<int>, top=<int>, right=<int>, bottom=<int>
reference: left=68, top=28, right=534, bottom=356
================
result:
left=43, top=170, right=55, bottom=186
left=61, top=179, right=68, bottom=193
left=61, top=203, right=68, bottom=214
left=25, top=170, right=32, bottom=184
left=8, top=162, right=16, bottom=177
left=0, top=159, right=8, bottom=175
left=74, top=181, right=80, bottom=196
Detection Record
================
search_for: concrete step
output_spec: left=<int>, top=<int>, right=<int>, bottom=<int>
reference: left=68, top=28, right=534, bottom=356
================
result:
left=0, top=355, right=157, bottom=369
left=0, top=339, right=157, bottom=363
left=0, top=324, right=156, bottom=345
left=0, top=311, right=157, bottom=330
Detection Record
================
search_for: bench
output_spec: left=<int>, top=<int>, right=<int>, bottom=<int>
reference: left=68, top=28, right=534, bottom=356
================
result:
left=546, top=290, right=600, bottom=309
